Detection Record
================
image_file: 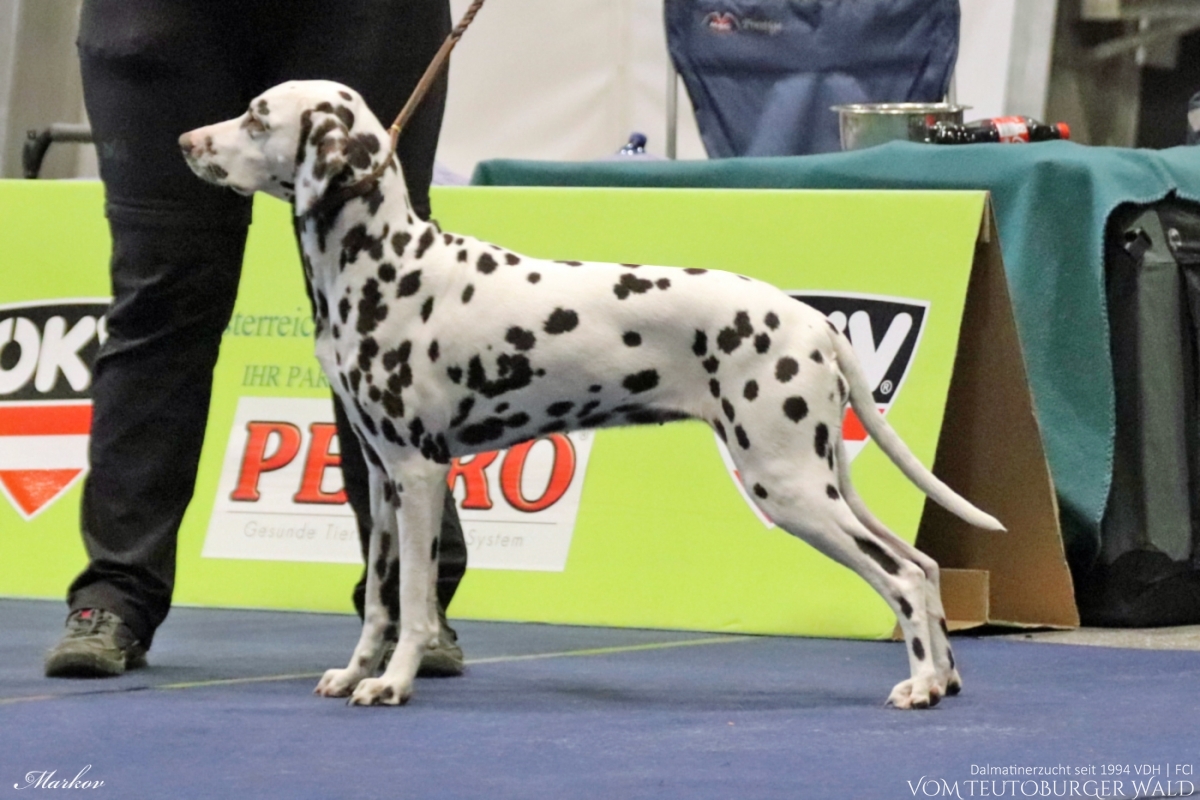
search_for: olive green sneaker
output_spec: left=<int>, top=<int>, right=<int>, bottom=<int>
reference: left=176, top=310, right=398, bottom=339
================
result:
left=44, top=609, right=148, bottom=678
left=381, top=608, right=464, bottom=678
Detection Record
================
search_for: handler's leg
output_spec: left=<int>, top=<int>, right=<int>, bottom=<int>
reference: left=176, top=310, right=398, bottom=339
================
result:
left=48, top=0, right=254, bottom=677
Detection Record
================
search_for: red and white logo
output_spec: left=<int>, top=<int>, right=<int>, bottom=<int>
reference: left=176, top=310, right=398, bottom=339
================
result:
left=704, top=11, right=739, bottom=32
left=0, top=300, right=108, bottom=519
left=203, top=397, right=595, bottom=571
left=718, top=292, right=930, bottom=527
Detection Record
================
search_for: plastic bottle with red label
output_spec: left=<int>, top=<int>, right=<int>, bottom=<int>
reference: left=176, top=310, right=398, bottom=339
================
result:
left=926, top=116, right=1071, bottom=145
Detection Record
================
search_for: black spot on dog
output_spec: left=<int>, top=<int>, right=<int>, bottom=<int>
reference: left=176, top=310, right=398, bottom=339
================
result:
left=734, top=425, right=750, bottom=449
left=547, top=401, right=574, bottom=417
left=622, top=331, right=642, bottom=347
left=621, top=407, right=690, bottom=425
left=357, top=279, right=388, bottom=334
left=461, top=284, right=474, bottom=304
left=443, top=233, right=454, bottom=246
left=506, top=327, right=536, bottom=351
left=775, top=357, right=799, bottom=382
left=744, top=380, right=758, bottom=401
left=827, top=320, right=839, bottom=333
left=447, top=365, right=463, bottom=384
left=810, top=350, right=824, bottom=364
left=397, top=269, right=421, bottom=298
left=912, top=637, right=925, bottom=661
left=721, top=398, right=735, bottom=422
left=381, top=418, right=404, bottom=445
left=449, top=397, right=475, bottom=428
left=837, top=376, right=847, bottom=403
left=814, top=423, right=830, bottom=458
left=557, top=260, right=583, bottom=267
left=357, top=337, right=379, bottom=371
left=897, top=597, right=913, bottom=619
left=428, top=341, right=440, bottom=362
left=338, top=297, right=351, bottom=324
left=527, top=272, right=541, bottom=283
left=622, top=370, right=659, bottom=394
left=783, top=396, right=808, bottom=422
left=414, top=228, right=436, bottom=259
left=579, top=412, right=611, bottom=428
left=368, top=386, right=382, bottom=402
left=709, top=379, right=721, bottom=398
left=825, top=484, right=839, bottom=500
left=713, top=419, right=727, bottom=442
left=408, top=417, right=425, bottom=444
left=543, top=307, right=579, bottom=334
left=541, top=419, right=569, bottom=434
left=684, top=268, right=707, bottom=275
left=854, top=538, right=899, bottom=575
left=613, top=272, right=654, bottom=300
left=458, top=411, right=529, bottom=445
left=382, top=390, right=404, bottom=419
left=381, top=340, right=411, bottom=371
left=656, top=278, right=671, bottom=290
left=716, top=328, right=742, bottom=354
left=755, top=333, right=771, bottom=354
left=764, top=312, right=780, bottom=330
left=378, top=263, right=396, bottom=282
left=753, top=483, right=768, bottom=499
left=505, top=253, right=521, bottom=266
left=466, top=353, right=535, bottom=399
left=477, top=252, right=498, bottom=274
left=734, top=311, right=753, bottom=338
left=420, top=296, right=434, bottom=322
left=589, top=384, right=602, bottom=393
left=692, top=330, right=708, bottom=357
left=577, top=399, right=601, bottom=418
left=702, top=356, right=719, bottom=374
left=391, top=231, right=411, bottom=257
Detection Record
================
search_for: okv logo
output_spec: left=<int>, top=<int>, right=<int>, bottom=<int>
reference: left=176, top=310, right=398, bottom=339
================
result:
left=715, top=291, right=929, bottom=528
left=0, top=300, right=109, bottom=519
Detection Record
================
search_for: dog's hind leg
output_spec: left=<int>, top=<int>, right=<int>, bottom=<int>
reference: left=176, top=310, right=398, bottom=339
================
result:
left=349, top=458, right=446, bottom=706
left=834, top=437, right=962, bottom=696
left=315, top=463, right=397, bottom=698
left=748, top=473, right=943, bottom=709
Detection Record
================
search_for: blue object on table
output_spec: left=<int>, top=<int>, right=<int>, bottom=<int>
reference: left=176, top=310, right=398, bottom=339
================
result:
left=471, top=142, right=1200, bottom=563
left=663, top=0, right=959, bottom=157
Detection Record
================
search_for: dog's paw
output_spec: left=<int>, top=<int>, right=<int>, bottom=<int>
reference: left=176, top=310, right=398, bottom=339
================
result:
left=314, top=668, right=364, bottom=698
left=886, top=678, right=943, bottom=710
left=348, top=677, right=413, bottom=707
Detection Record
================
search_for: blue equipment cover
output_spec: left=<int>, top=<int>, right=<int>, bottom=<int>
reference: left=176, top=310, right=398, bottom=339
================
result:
left=664, top=0, right=959, bottom=157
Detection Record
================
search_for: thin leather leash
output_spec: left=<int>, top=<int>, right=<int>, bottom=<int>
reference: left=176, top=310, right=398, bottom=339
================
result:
left=305, top=0, right=487, bottom=218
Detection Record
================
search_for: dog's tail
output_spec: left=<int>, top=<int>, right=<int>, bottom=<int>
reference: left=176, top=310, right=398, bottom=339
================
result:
left=829, top=329, right=1006, bottom=532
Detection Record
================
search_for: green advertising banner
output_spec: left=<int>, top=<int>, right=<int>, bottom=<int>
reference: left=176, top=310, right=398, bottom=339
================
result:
left=0, top=181, right=985, bottom=640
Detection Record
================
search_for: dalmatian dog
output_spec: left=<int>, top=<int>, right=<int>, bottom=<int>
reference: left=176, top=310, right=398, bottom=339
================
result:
left=180, top=80, right=1004, bottom=710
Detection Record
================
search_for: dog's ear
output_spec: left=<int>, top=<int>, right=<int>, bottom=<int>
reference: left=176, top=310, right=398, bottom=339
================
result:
left=294, top=104, right=355, bottom=214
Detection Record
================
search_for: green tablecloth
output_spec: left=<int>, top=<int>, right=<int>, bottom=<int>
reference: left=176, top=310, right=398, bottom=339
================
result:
left=472, top=141, right=1200, bottom=560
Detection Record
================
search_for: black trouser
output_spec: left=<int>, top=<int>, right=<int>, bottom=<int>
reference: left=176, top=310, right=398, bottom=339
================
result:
left=67, top=0, right=466, bottom=648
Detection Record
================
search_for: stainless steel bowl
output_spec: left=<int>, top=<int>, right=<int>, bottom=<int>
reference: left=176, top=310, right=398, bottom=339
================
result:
left=831, top=103, right=969, bottom=151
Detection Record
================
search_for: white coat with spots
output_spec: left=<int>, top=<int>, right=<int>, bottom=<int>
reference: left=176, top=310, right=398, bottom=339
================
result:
left=180, top=80, right=1004, bottom=710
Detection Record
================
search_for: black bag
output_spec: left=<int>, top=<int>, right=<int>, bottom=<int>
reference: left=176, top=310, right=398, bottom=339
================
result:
left=1075, top=196, right=1200, bottom=626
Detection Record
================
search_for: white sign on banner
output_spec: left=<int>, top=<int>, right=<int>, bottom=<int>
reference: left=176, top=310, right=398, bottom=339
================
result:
left=202, top=396, right=594, bottom=571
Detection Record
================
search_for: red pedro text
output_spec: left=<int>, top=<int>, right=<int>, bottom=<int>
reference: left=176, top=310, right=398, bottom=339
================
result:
left=230, top=421, right=578, bottom=513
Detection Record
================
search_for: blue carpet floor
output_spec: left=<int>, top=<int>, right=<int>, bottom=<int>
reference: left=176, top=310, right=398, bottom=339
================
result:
left=3, top=599, right=1199, bottom=799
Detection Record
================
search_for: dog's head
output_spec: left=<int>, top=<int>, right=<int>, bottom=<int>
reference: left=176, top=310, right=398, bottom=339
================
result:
left=180, top=80, right=394, bottom=214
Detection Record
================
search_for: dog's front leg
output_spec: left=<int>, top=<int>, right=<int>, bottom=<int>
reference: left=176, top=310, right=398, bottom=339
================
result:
left=315, top=463, right=396, bottom=698
left=349, top=459, right=446, bottom=706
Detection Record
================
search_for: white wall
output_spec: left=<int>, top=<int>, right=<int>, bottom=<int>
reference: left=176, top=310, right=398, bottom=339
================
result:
left=437, top=0, right=706, bottom=178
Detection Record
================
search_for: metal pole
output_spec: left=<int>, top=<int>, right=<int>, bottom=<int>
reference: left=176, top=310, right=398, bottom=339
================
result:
left=666, top=59, right=679, bottom=159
